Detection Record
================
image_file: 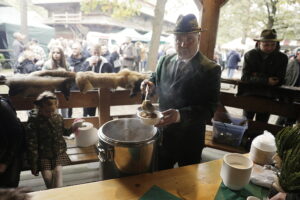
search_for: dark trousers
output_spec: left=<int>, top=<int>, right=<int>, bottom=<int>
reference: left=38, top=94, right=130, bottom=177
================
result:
left=243, top=110, right=270, bottom=123
left=157, top=125, right=205, bottom=171
left=83, top=107, right=96, bottom=117
left=276, top=116, right=296, bottom=127
left=242, top=110, right=270, bottom=150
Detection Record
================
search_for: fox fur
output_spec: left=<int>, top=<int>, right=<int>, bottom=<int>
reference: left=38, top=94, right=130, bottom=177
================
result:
left=4, top=74, right=73, bottom=100
left=2, top=69, right=147, bottom=99
left=30, top=70, right=76, bottom=79
left=76, top=69, right=148, bottom=95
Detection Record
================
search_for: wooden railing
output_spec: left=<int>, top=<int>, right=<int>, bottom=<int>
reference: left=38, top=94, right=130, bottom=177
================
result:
left=52, top=12, right=82, bottom=24
left=2, top=79, right=300, bottom=157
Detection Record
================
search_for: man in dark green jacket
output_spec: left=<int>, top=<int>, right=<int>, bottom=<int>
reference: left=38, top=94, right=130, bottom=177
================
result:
left=240, top=29, right=288, bottom=123
left=141, top=14, right=221, bottom=170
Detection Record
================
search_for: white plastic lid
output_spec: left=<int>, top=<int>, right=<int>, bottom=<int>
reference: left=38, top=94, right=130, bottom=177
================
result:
left=252, top=131, right=277, bottom=152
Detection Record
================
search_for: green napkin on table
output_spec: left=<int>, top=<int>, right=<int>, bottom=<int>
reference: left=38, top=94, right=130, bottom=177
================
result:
left=214, top=182, right=269, bottom=200
left=139, top=185, right=182, bottom=200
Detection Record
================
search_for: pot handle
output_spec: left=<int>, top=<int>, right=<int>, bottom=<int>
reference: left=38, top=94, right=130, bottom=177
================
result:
left=97, top=142, right=114, bottom=162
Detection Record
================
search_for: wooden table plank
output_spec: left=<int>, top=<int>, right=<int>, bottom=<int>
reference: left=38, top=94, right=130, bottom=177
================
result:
left=30, top=159, right=223, bottom=200
left=68, top=154, right=99, bottom=165
left=66, top=147, right=96, bottom=155
left=65, top=139, right=98, bottom=164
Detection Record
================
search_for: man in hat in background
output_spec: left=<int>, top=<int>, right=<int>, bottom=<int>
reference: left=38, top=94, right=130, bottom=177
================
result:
left=141, top=14, right=221, bottom=170
left=239, top=29, right=288, bottom=148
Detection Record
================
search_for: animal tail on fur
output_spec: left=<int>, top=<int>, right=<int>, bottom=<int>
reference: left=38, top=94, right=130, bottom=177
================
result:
left=30, top=70, right=76, bottom=79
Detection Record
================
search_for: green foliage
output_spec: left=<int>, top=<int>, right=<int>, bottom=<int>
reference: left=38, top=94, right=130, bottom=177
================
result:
left=80, top=0, right=141, bottom=19
left=0, top=53, right=5, bottom=63
left=217, top=0, right=300, bottom=44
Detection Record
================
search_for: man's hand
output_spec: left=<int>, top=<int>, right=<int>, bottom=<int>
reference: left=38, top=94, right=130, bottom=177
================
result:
left=88, top=56, right=99, bottom=67
left=270, top=192, right=287, bottom=200
left=0, top=188, right=31, bottom=200
left=268, top=77, right=279, bottom=86
left=0, top=164, right=7, bottom=173
left=140, top=79, right=155, bottom=94
left=156, top=109, right=180, bottom=127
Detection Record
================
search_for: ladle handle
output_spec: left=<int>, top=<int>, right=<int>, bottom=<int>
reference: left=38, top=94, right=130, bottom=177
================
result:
left=145, top=85, right=149, bottom=100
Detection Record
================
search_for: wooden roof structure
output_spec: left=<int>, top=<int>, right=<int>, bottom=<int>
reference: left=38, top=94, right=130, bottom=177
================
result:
left=199, top=0, right=229, bottom=59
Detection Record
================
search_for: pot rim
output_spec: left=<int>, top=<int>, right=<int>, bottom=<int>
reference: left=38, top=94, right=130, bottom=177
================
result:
left=98, top=118, right=159, bottom=146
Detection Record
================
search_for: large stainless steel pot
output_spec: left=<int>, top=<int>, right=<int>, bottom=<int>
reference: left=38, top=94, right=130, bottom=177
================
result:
left=97, top=118, right=159, bottom=174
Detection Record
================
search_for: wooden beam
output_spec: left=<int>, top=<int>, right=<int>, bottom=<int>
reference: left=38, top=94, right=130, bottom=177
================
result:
left=98, top=88, right=111, bottom=126
left=199, top=0, right=229, bottom=59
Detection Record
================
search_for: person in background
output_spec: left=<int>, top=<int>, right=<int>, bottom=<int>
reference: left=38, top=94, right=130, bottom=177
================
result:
left=120, top=37, right=137, bottom=71
left=108, top=45, right=121, bottom=73
left=238, top=29, right=288, bottom=150
left=16, top=49, right=38, bottom=74
left=226, top=49, right=241, bottom=78
left=82, top=44, right=114, bottom=117
left=42, top=46, right=70, bottom=118
left=101, top=45, right=111, bottom=61
left=239, top=29, right=288, bottom=124
left=67, top=42, right=87, bottom=118
left=0, top=96, right=25, bottom=187
left=25, top=91, right=80, bottom=189
left=12, top=32, right=26, bottom=73
left=134, top=41, right=142, bottom=71
left=42, top=46, right=69, bottom=71
left=141, top=14, right=221, bottom=170
left=28, top=39, right=46, bottom=68
left=276, top=49, right=300, bottom=126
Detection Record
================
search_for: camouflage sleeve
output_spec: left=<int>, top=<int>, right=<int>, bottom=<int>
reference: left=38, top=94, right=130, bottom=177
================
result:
left=58, top=114, right=72, bottom=136
left=25, top=119, right=39, bottom=171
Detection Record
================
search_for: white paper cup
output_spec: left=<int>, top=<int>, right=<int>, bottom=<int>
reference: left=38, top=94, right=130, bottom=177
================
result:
left=220, top=153, right=253, bottom=190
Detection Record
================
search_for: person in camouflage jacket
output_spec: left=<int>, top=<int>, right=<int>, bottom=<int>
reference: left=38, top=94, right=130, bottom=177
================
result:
left=26, top=91, right=78, bottom=189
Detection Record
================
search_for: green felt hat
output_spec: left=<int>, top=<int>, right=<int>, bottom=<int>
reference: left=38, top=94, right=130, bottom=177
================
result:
left=254, top=29, right=282, bottom=42
left=171, top=14, right=203, bottom=34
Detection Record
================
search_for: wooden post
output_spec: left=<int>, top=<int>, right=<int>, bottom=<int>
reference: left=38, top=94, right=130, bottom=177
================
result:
left=20, top=0, right=28, bottom=40
left=98, top=88, right=111, bottom=126
left=199, top=0, right=228, bottom=59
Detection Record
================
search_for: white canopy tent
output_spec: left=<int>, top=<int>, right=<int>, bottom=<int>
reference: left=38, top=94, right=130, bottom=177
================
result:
left=142, top=31, right=172, bottom=43
left=112, top=28, right=145, bottom=43
left=221, top=37, right=256, bottom=51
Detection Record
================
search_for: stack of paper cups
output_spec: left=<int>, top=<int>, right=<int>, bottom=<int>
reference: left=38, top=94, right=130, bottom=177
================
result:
left=75, top=122, right=98, bottom=147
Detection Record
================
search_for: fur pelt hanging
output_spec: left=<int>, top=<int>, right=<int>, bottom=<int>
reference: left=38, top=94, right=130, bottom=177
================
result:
left=75, top=69, right=148, bottom=96
left=1, top=69, right=148, bottom=100
left=30, top=70, right=76, bottom=79
left=4, top=74, right=73, bottom=100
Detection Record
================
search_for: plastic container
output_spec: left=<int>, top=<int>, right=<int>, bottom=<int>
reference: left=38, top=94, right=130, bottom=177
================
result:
left=249, top=131, right=276, bottom=165
left=212, top=115, right=248, bottom=146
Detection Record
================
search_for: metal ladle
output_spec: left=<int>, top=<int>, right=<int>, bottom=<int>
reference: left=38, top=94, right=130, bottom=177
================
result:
left=141, top=85, right=155, bottom=113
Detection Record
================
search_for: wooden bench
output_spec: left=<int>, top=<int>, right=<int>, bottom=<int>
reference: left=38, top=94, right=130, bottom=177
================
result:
left=65, top=139, right=98, bottom=165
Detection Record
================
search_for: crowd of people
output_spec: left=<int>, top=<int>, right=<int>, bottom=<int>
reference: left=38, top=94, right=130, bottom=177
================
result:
left=9, top=31, right=177, bottom=76
left=1, top=13, right=299, bottom=200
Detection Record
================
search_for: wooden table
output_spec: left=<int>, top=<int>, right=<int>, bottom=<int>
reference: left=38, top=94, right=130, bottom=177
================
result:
left=65, top=139, right=98, bottom=165
left=30, top=159, right=223, bottom=200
